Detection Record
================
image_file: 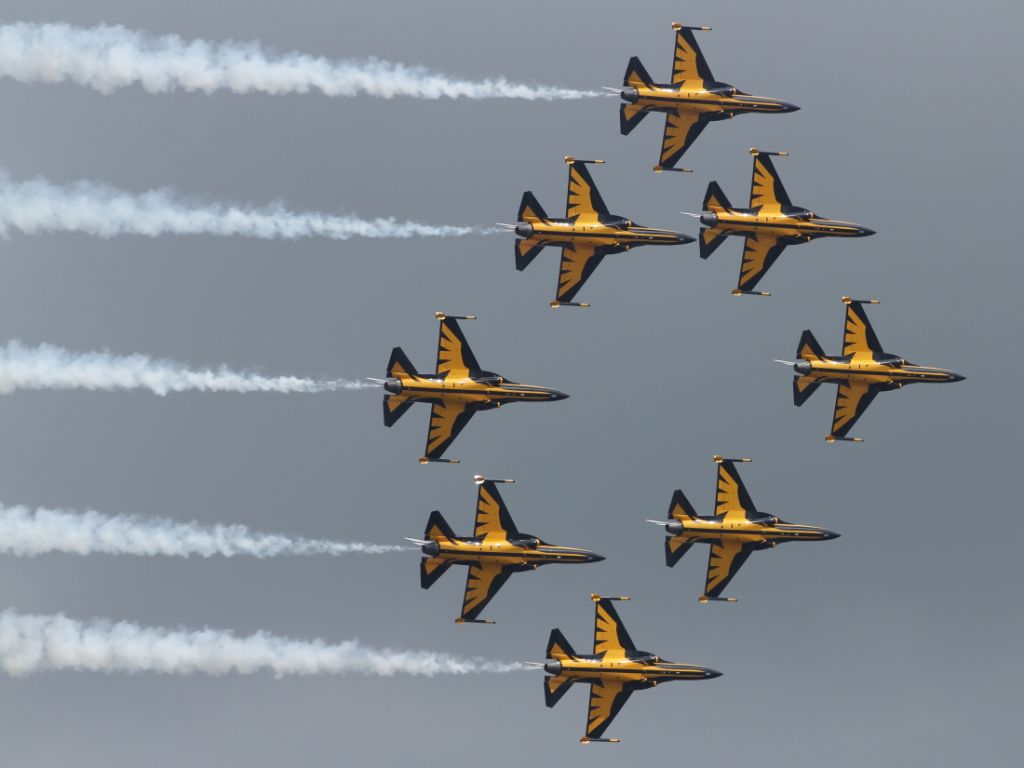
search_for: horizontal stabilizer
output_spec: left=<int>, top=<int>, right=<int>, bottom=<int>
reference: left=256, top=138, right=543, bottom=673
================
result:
left=793, top=375, right=822, bottom=406
left=546, top=627, right=577, bottom=661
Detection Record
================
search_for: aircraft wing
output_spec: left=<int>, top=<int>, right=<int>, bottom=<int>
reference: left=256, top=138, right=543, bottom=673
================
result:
left=474, top=480, right=519, bottom=539
left=737, top=234, right=788, bottom=293
left=842, top=301, right=886, bottom=359
left=670, top=27, right=715, bottom=84
left=714, top=460, right=759, bottom=522
left=586, top=679, right=636, bottom=741
left=424, top=400, right=477, bottom=460
left=749, top=154, right=792, bottom=210
left=830, top=379, right=882, bottom=440
left=660, top=110, right=708, bottom=169
left=460, top=561, right=515, bottom=621
left=704, top=539, right=756, bottom=599
left=593, top=597, right=637, bottom=658
left=436, top=316, right=481, bottom=377
left=556, top=243, right=608, bottom=305
left=566, top=161, right=610, bottom=220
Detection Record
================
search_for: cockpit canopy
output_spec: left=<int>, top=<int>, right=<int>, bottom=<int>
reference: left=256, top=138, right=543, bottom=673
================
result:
left=704, top=81, right=738, bottom=96
left=475, top=371, right=508, bottom=386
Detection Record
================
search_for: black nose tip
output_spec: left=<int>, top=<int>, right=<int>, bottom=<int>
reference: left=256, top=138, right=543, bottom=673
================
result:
left=823, top=530, right=841, bottom=541
left=677, top=233, right=697, bottom=245
left=781, top=102, right=800, bottom=113
left=704, top=668, right=723, bottom=679
left=550, top=390, right=569, bottom=401
left=949, top=373, right=966, bottom=383
left=589, top=553, right=606, bottom=563
left=858, top=227, right=876, bottom=237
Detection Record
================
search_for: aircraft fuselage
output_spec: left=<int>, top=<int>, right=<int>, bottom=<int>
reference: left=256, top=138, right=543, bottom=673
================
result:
left=797, top=357, right=965, bottom=386
left=387, top=373, right=567, bottom=406
left=624, top=81, right=796, bottom=118
left=546, top=655, right=720, bottom=684
left=428, top=537, right=602, bottom=567
left=668, top=516, right=837, bottom=544
left=707, top=208, right=872, bottom=241
left=521, top=217, right=690, bottom=252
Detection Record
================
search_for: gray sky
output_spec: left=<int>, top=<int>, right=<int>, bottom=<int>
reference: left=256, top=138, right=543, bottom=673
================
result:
left=0, top=0, right=1020, bottom=765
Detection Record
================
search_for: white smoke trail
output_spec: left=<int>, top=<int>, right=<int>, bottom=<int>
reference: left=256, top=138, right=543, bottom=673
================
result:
left=0, top=22, right=599, bottom=100
left=0, top=610, right=527, bottom=677
left=0, top=172, right=485, bottom=240
left=0, top=505, right=408, bottom=558
left=0, top=340, right=370, bottom=396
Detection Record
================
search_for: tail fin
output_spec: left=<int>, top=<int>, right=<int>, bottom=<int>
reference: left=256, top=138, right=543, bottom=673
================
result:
left=544, top=674, right=575, bottom=708
left=382, top=394, right=413, bottom=427
left=623, top=56, right=654, bottom=88
left=703, top=180, right=733, bottom=213
left=699, top=228, right=728, bottom=260
left=546, top=628, right=577, bottom=661
left=424, top=510, right=456, bottom=542
left=796, top=330, right=825, bottom=361
left=386, top=347, right=418, bottom=380
left=793, top=375, right=822, bottom=407
left=518, top=191, right=548, bottom=223
left=515, top=192, right=549, bottom=271
left=620, top=102, right=649, bottom=135
left=420, top=557, right=453, bottom=589
left=515, top=239, right=546, bottom=271
left=668, top=489, right=697, bottom=521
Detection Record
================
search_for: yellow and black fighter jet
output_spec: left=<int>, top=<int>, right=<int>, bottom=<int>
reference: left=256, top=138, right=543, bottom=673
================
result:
left=540, top=594, right=721, bottom=743
left=648, top=456, right=839, bottom=603
left=694, top=149, right=875, bottom=295
left=408, top=476, right=603, bottom=624
left=376, top=313, right=568, bottom=463
left=783, top=297, right=966, bottom=442
left=503, top=156, right=693, bottom=307
left=613, top=23, right=799, bottom=170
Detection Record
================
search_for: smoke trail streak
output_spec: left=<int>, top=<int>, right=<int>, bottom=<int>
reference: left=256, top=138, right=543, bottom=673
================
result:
left=0, top=22, right=599, bottom=100
left=0, top=505, right=408, bottom=558
left=0, top=610, right=527, bottom=677
left=0, top=172, right=485, bottom=240
left=0, top=340, right=369, bottom=396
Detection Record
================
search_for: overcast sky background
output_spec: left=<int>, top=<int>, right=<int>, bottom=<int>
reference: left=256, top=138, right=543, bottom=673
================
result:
left=0, top=1, right=1020, bottom=765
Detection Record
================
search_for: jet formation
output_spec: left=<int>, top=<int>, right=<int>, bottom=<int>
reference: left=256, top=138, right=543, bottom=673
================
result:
left=694, top=149, right=875, bottom=295
left=409, top=476, right=603, bottom=623
left=539, top=595, right=721, bottom=743
left=503, top=156, right=693, bottom=307
left=375, top=313, right=568, bottom=463
left=614, top=23, right=799, bottom=170
left=783, top=297, right=965, bottom=442
left=649, top=456, right=839, bottom=602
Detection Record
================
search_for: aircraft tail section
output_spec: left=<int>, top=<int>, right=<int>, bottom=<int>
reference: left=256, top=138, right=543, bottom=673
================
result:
left=515, top=192, right=549, bottom=271
left=619, top=102, right=649, bottom=135
left=669, top=489, right=698, bottom=521
left=699, top=227, right=728, bottom=260
left=623, top=56, right=654, bottom=88
left=515, top=238, right=546, bottom=271
left=797, top=330, right=825, bottom=361
left=386, top=346, right=418, bottom=380
left=793, top=375, right=822, bottom=407
left=704, top=180, right=733, bottom=213
left=546, top=628, right=578, bottom=661
left=544, top=674, right=576, bottom=707
left=424, top=509, right=456, bottom=542
left=420, top=557, right=453, bottom=589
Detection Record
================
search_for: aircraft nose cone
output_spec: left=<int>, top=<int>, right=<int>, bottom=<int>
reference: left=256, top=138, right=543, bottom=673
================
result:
left=676, top=232, right=697, bottom=245
left=549, top=390, right=570, bottom=401
left=780, top=101, right=801, bottom=113
left=857, top=226, right=876, bottom=237
left=949, top=372, right=966, bottom=383
left=822, top=529, right=841, bottom=541
left=704, top=668, right=723, bottom=679
left=589, top=553, right=606, bottom=563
